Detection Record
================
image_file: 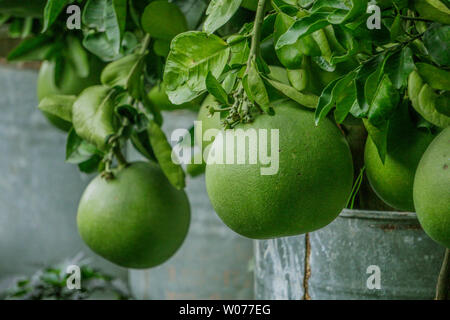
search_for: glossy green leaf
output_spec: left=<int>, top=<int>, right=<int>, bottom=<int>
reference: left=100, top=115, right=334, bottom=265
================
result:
left=38, top=95, right=76, bottom=123
left=246, top=61, right=272, bottom=115
left=315, top=71, right=356, bottom=124
left=367, top=75, right=400, bottom=128
left=66, top=36, right=90, bottom=78
left=83, top=0, right=123, bottom=57
left=66, top=128, right=102, bottom=165
left=416, top=62, right=450, bottom=90
left=203, top=0, right=242, bottom=34
left=148, top=120, right=185, bottom=190
left=435, top=92, right=450, bottom=117
left=141, top=1, right=187, bottom=40
left=363, top=118, right=388, bottom=163
left=42, top=0, right=71, bottom=32
left=164, top=31, right=230, bottom=104
left=276, top=12, right=329, bottom=49
left=287, top=69, right=308, bottom=91
left=7, top=34, right=53, bottom=61
left=101, top=53, right=145, bottom=96
left=384, top=47, right=414, bottom=90
left=264, top=76, right=319, bottom=109
left=424, top=23, right=450, bottom=66
left=72, top=86, right=117, bottom=151
left=205, top=72, right=229, bottom=105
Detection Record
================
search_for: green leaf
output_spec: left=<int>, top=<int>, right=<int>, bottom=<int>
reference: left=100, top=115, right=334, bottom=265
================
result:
left=228, top=35, right=250, bottom=67
left=311, top=0, right=368, bottom=24
left=38, top=95, right=76, bottom=123
left=42, top=0, right=71, bottom=32
left=203, top=0, right=242, bottom=34
left=72, top=86, right=118, bottom=151
left=315, top=71, right=356, bottom=124
left=130, top=131, right=156, bottom=161
left=416, top=62, right=450, bottom=90
left=101, top=53, right=145, bottom=96
left=264, top=76, right=319, bottom=109
left=418, top=84, right=450, bottom=128
left=287, top=69, right=308, bottom=91
left=7, top=34, right=53, bottom=61
left=355, top=55, right=383, bottom=114
left=390, top=15, right=402, bottom=41
left=276, top=12, right=330, bottom=50
left=141, top=1, right=187, bottom=40
left=205, top=72, right=229, bottom=105
left=83, top=0, right=123, bottom=56
left=66, top=128, right=102, bottom=165
left=367, top=75, right=400, bottom=128
left=164, top=31, right=230, bottom=104
left=66, top=36, right=90, bottom=78
left=82, top=32, right=118, bottom=61
left=414, top=0, right=450, bottom=24
left=435, top=92, right=450, bottom=117
left=363, top=118, right=388, bottom=163
left=424, top=23, right=450, bottom=67
left=245, top=60, right=272, bottom=115
left=384, top=47, right=414, bottom=90
left=113, top=0, right=127, bottom=36
left=148, top=120, right=186, bottom=190
left=334, top=82, right=357, bottom=124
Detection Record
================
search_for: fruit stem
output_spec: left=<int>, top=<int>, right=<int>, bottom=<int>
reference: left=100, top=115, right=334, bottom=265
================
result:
left=114, top=147, right=129, bottom=168
left=435, top=248, right=450, bottom=300
left=247, top=0, right=267, bottom=67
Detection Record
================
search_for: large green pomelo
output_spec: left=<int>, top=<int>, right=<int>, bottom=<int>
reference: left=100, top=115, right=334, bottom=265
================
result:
left=37, top=59, right=101, bottom=131
left=414, top=127, right=450, bottom=248
left=364, top=104, right=435, bottom=211
left=365, top=131, right=434, bottom=212
left=77, top=162, right=191, bottom=268
left=148, top=83, right=203, bottom=111
left=205, top=101, right=354, bottom=239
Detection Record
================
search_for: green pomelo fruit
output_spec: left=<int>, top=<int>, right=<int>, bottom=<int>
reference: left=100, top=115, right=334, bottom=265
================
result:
left=148, top=83, right=203, bottom=111
left=364, top=105, right=435, bottom=211
left=414, top=127, right=450, bottom=248
left=365, top=131, right=434, bottom=212
left=37, top=59, right=101, bottom=131
left=77, top=162, right=191, bottom=268
left=205, top=101, right=354, bottom=239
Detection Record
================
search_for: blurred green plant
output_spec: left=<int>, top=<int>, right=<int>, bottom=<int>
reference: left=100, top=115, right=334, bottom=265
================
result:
left=0, top=254, right=131, bottom=300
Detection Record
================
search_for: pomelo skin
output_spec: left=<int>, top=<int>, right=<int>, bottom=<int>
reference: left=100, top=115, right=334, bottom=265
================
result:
left=365, top=130, right=434, bottom=212
left=414, top=127, right=450, bottom=248
left=77, top=162, right=190, bottom=268
left=205, top=101, right=354, bottom=239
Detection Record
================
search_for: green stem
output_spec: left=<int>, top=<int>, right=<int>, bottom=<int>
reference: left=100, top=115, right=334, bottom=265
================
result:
left=399, top=15, right=433, bottom=22
left=436, top=249, right=450, bottom=300
left=114, top=147, right=128, bottom=168
left=247, top=0, right=267, bottom=68
left=140, top=34, right=151, bottom=55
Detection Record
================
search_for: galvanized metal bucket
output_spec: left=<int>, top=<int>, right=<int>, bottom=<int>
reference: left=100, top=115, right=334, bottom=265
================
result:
left=255, top=209, right=445, bottom=300
left=128, top=110, right=254, bottom=300
left=0, top=65, right=126, bottom=291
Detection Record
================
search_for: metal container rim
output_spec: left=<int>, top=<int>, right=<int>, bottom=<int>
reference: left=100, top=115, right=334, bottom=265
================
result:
left=340, top=209, right=417, bottom=221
